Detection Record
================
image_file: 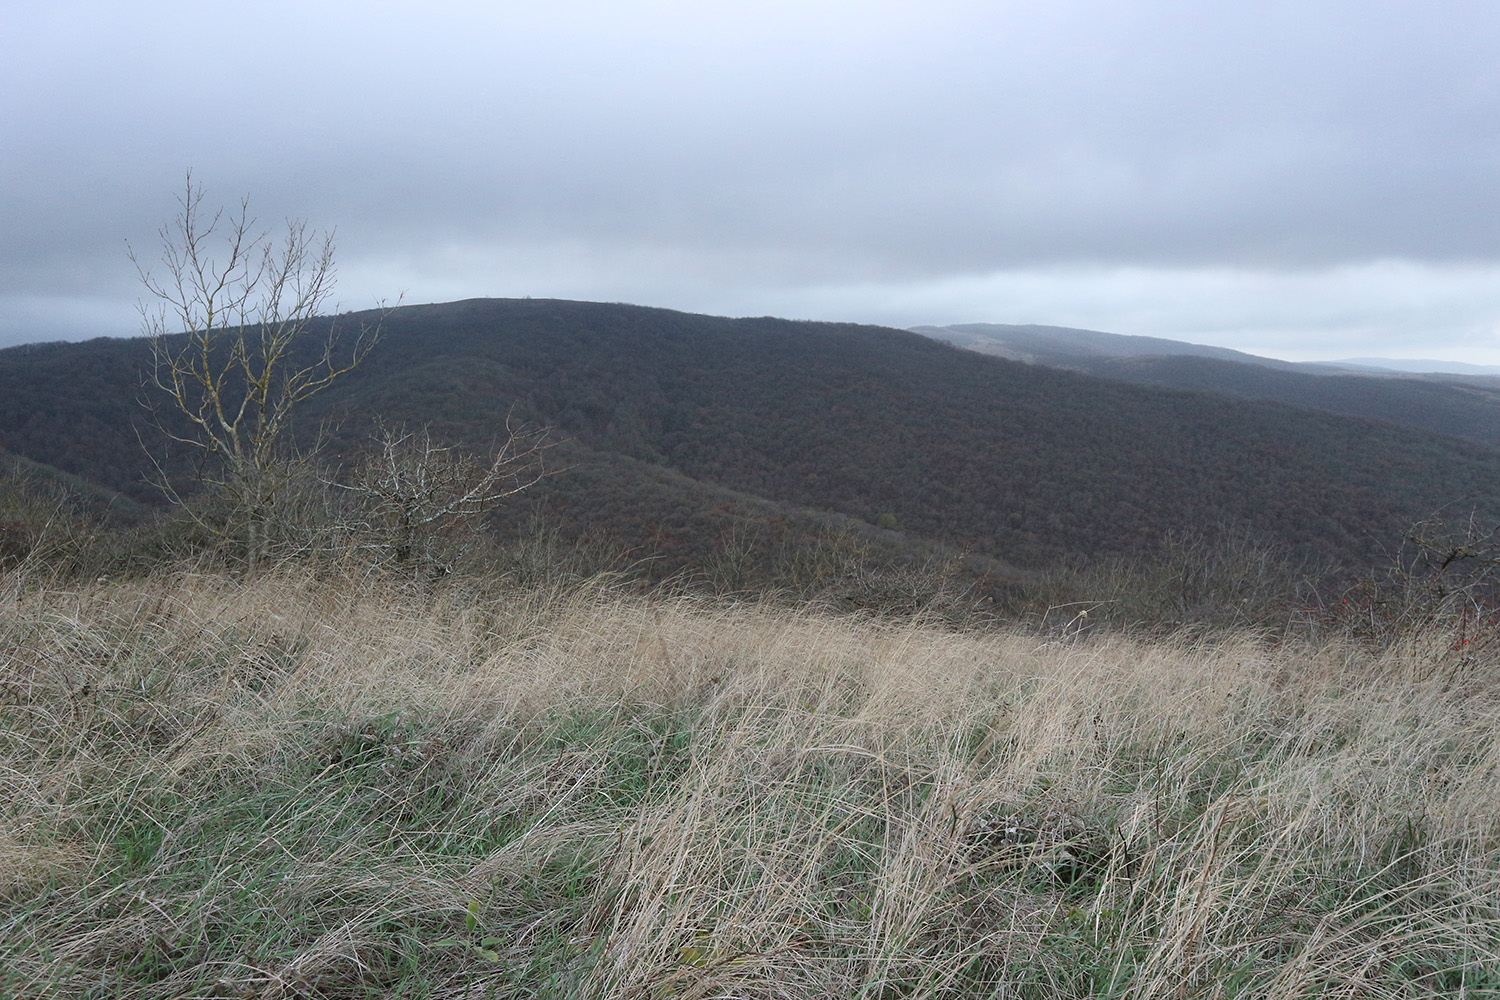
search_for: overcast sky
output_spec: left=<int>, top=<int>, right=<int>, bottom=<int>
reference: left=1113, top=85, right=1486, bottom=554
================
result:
left=4, top=1, right=1499, bottom=363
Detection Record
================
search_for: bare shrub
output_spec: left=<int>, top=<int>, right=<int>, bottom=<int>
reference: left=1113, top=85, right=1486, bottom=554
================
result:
left=1027, top=527, right=1326, bottom=636
left=336, top=419, right=551, bottom=578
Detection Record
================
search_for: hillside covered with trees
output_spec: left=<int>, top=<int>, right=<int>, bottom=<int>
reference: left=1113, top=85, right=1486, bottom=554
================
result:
left=4, top=298, right=1499, bottom=583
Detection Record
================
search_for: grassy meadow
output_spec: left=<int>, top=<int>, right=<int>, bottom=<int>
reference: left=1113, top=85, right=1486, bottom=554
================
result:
left=3, top=565, right=1499, bottom=998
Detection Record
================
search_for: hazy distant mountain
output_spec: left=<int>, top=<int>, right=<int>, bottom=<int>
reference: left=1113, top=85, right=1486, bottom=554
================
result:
left=1332, top=358, right=1500, bottom=376
left=911, top=323, right=1500, bottom=378
left=4, top=299, right=1500, bottom=576
left=910, top=323, right=1326, bottom=372
left=913, top=323, right=1500, bottom=449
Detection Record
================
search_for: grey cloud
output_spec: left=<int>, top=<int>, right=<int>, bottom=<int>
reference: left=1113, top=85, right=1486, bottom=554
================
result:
left=3, top=1, right=1499, bottom=358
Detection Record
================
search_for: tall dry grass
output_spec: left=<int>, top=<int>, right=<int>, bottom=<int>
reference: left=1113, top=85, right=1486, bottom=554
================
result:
left=2, top=567, right=1498, bottom=997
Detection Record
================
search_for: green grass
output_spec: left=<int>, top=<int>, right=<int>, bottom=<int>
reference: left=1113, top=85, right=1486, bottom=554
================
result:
left=3, top=568, right=1499, bottom=997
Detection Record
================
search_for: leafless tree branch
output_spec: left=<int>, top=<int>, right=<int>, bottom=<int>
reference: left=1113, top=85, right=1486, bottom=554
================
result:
left=338, top=417, right=553, bottom=576
left=130, top=171, right=386, bottom=571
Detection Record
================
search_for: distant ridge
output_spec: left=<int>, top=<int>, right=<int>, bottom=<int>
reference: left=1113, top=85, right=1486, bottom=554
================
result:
left=909, top=323, right=1317, bottom=371
left=912, top=323, right=1500, bottom=378
left=1332, top=358, right=1500, bottom=376
left=913, top=322, right=1500, bottom=449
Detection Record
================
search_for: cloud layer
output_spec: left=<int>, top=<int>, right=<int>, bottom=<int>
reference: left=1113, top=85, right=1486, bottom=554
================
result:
left=4, top=1, right=1499, bottom=360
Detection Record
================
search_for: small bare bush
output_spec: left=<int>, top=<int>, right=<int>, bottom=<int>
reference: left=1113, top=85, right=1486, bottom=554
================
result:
left=1027, top=527, right=1327, bottom=636
left=337, top=419, right=550, bottom=577
left=1299, top=510, right=1500, bottom=679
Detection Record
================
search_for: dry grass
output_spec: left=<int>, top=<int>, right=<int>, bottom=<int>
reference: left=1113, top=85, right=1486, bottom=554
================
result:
left=2, top=567, right=1498, bottom=997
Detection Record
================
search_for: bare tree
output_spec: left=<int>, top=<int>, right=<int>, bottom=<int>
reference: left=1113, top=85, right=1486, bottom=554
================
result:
left=341, top=418, right=551, bottom=577
left=130, top=173, right=382, bottom=571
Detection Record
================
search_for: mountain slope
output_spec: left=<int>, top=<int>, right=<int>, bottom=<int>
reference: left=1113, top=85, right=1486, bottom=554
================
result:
left=914, top=322, right=1500, bottom=449
left=3, top=299, right=1499, bottom=573
left=1078, top=353, right=1500, bottom=449
left=260, top=300, right=1500, bottom=567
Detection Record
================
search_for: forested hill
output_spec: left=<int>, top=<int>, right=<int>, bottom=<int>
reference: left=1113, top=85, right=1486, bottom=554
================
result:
left=3, top=298, right=1500, bottom=571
